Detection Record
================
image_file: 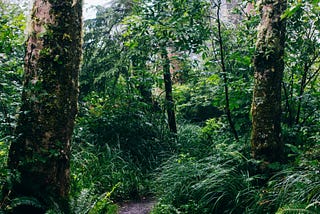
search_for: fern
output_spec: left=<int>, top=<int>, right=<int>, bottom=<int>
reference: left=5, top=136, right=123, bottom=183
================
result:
left=88, top=183, right=120, bottom=214
left=276, top=204, right=318, bottom=214
left=70, top=183, right=120, bottom=214
left=7, top=196, right=43, bottom=211
left=70, top=188, right=96, bottom=214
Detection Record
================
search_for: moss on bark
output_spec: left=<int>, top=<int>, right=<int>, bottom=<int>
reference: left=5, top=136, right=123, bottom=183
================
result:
left=8, top=0, right=83, bottom=212
left=251, top=0, right=287, bottom=163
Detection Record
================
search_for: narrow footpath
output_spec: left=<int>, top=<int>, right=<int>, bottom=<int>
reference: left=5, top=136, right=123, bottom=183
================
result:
left=118, top=198, right=156, bottom=214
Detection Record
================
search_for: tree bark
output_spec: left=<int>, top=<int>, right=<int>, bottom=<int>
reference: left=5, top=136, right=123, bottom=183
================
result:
left=251, top=0, right=287, bottom=163
left=7, top=0, right=82, bottom=212
left=162, top=48, right=177, bottom=133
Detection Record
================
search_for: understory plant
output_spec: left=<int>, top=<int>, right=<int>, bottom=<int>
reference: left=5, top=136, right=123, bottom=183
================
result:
left=152, top=123, right=320, bottom=214
left=70, top=91, right=175, bottom=206
left=152, top=122, right=259, bottom=214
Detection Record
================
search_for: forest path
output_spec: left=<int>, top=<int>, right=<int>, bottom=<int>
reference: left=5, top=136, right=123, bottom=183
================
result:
left=118, top=198, right=156, bottom=214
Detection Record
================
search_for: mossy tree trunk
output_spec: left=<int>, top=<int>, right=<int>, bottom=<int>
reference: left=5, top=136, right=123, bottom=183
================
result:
left=7, top=0, right=82, bottom=212
left=251, top=0, right=287, bottom=163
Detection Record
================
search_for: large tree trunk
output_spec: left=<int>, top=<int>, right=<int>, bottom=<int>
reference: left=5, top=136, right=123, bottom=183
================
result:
left=162, top=48, right=177, bottom=133
left=251, top=0, right=287, bottom=163
left=7, top=0, right=82, bottom=212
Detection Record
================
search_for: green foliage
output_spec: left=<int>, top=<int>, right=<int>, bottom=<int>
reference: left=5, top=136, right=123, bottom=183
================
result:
left=87, top=189, right=119, bottom=214
left=282, top=0, right=320, bottom=137
left=0, top=0, right=25, bottom=207
left=123, top=0, right=210, bottom=53
left=276, top=205, right=319, bottom=214
left=3, top=196, right=44, bottom=213
left=152, top=124, right=259, bottom=213
left=0, top=141, right=9, bottom=191
left=75, top=92, right=173, bottom=169
left=258, top=147, right=320, bottom=214
left=70, top=185, right=119, bottom=214
left=71, top=141, right=146, bottom=201
left=81, top=3, right=132, bottom=97
left=71, top=89, right=174, bottom=203
left=0, top=0, right=319, bottom=213
left=0, top=1, right=24, bottom=141
left=153, top=125, right=320, bottom=214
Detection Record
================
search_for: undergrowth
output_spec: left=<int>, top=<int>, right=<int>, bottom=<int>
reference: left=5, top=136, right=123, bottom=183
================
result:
left=152, top=122, right=320, bottom=214
left=69, top=93, right=175, bottom=212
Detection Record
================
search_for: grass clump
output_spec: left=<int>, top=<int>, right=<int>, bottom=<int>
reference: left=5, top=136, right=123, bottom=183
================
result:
left=153, top=122, right=260, bottom=213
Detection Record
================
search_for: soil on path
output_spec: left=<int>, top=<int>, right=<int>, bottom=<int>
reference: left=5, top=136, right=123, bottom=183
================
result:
left=118, top=198, right=156, bottom=214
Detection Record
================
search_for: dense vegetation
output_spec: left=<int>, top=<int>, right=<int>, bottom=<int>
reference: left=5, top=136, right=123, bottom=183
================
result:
left=0, top=0, right=319, bottom=213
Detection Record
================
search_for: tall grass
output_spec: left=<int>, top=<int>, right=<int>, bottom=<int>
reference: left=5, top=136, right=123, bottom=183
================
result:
left=152, top=123, right=262, bottom=213
left=71, top=142, right=150, bottom=201
left=152, top=124, right=320, bottom=214
left=265, top=145, right=320, bottom=213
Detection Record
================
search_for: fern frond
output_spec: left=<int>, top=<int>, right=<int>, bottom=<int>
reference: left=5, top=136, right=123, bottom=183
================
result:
left=9, top=196, right=42, bottom=209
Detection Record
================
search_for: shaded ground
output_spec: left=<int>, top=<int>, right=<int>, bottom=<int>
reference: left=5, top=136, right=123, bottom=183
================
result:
left=118, top=198, right=156, bottom=214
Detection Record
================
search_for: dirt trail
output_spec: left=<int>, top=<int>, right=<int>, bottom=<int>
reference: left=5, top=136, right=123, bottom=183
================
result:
left=118, top=198, right=156, bottom=214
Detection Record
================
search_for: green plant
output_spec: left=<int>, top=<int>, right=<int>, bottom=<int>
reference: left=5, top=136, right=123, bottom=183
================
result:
left=88, top=183, right=120, bottom=214
left=0, top=1, right=25, bottom=207
left=151, top=203, right=180, bottom=214
left=70, top=184, right=120, bottom=214
left=153, top=127, right=262, bottom=213
left=4, top=196, right=44, bottom=213
left=0, top=141, right=9, bottom=193
left=254, top=145, right=320, bottom=213
left=71, top=142, right=143, bottom=201
left=276, top=203, right=320, bottom=214
left=0, top=0, right=24, bottom=141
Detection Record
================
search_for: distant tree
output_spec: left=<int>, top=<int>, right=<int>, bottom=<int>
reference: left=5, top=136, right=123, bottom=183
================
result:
left=161, top=47, right=177, bottom=133
left=251, top=0, right=287, bottom=163
left=7, top=0, right=82, bottom=212
left=209, top=0, right=239, bottom=141
left=124, top=0, right=209, bottom=133
left=81, top=0, right=134, bottom=98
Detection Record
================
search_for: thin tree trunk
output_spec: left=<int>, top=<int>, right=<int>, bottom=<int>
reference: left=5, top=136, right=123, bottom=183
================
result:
left=295, top=62, right=308, bottom=124
left=216, top=2, right=239, bottom=141
left=295, top=55, right=319, bottom=124
left=251, top=0, right=287, bottom=163
left=282, top=81, right=293, bottom=126
left=162, top=48, right=177, bottom=133
left=7, top=0, right=82, bottom=212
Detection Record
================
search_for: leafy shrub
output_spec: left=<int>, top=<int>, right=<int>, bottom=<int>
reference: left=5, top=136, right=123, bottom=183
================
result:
left=75, top=92, right=173, bottom=170
left=0, top=1, right=25, bottom=206
left=71, top=91, right=175, bottom=202
left=175, top=124, right=211, bottom=158
left=0, top=0, right=24, bottom=142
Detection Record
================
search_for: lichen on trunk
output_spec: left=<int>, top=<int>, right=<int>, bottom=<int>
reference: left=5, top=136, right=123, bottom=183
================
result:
left=251, top=0, right=287, bottom=163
